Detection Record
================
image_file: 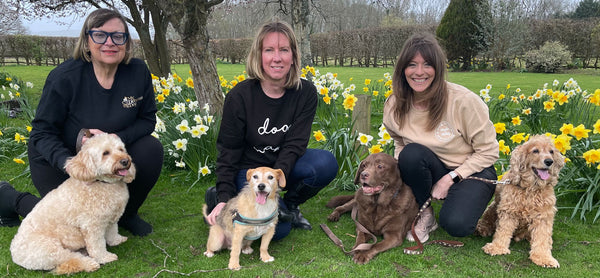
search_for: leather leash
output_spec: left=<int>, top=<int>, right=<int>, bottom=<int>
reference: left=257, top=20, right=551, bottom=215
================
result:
left=320, top=206, right=378, bottom=255
left=404, top=176, right=508, bottom=255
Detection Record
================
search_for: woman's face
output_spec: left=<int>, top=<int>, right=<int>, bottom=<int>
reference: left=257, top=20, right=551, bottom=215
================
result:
left=404, top=52, right=435, bottom=93
left=88, top=18, right=127, bottom=67
left=261, top=32, right=293, bottom=85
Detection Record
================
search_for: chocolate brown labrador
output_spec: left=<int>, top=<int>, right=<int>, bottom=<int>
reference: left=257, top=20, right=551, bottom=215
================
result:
left=326, top=153, right=418, bottom=264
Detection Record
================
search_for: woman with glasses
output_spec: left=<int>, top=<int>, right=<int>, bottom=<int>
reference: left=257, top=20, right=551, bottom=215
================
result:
left=0, top=8, right=163, bottom=236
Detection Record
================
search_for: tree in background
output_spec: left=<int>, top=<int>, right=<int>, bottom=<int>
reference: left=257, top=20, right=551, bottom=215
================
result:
left=0, top=2, right=27, bottom=35
left=436, top=0, right=490, bottom=70
left=570, top=0, right=600, bottom=19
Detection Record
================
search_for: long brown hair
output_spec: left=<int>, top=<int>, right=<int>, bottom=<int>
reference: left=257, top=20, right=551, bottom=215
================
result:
left=246, top=19, right=302, bottom=89
left=391, top=33, right=447, bottom=131
left=73, top=8, right=133, bottom=64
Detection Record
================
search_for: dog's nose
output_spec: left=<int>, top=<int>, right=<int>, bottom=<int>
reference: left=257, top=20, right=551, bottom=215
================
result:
left=361, top=172, right=369, bottom=179
left=258, top=183, right=265, bottom=191
left=544, top=159, right=553, bottom=167
left=120, top=158, right=130, bottom=167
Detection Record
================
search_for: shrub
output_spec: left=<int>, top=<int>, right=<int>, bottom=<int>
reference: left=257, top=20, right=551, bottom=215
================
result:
left=524, top=41, right=572, bottom=73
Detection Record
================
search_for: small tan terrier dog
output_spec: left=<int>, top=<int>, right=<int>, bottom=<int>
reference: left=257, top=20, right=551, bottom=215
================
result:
left=203, top=167, right=285, bottom=270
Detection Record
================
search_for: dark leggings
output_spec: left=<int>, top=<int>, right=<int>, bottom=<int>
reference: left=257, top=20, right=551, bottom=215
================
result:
left=398, top=143, right=496, bottom=237
left=17, top=135, right=163, bottom=219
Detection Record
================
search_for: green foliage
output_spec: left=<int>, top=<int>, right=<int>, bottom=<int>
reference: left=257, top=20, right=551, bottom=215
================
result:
left=524, top=41, right=572, bottom=73
left=570, top=0, right=600, bottom=19
left=437, top=0, right=489, bottom=70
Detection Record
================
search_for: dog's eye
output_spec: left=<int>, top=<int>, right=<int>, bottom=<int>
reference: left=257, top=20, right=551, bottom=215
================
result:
left=253, top=175, right=258, bottom=179
left=532, top=149, right=539, bottom=154
left=103, top=151, right=110, bottom=156
left=377, top=164, right=383, bottom=169
left=268, top=175, right=274, bottom=180
left=549, top=150, right=554, bottom=154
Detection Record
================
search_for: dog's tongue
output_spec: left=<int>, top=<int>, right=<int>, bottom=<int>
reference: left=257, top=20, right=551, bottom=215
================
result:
left=117, top=169, right=128, bottom=176
left=256, top=192, right=268, bottom=205
left=363, top=185, right=383, bottom=194
left=536, top=169, right=550, bottom=180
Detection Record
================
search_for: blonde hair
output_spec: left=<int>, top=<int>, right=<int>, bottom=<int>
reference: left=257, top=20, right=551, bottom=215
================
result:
left=73, top=8, right=133, bottom=64
left=391, top=33, right=448, bottom=131
left=246, top=19, right=301, bottom=89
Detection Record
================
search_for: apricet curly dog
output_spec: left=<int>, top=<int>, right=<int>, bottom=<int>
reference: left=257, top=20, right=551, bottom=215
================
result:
left=476, top=134, right=564, bottom=268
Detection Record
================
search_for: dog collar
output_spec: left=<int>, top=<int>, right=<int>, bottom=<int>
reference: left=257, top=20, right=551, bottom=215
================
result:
left=232, top=209, right=278, bottom=226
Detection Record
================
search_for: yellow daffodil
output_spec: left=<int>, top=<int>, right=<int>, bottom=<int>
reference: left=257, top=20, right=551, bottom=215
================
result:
left=364, top=79, right=371, bottom=85
left=560, top=123, right=574, bottom=135
left=543, top=100, right=555, bottom=112
left=583, top=149, right=600, bottom=165
left=200, top=165, right=211, bottom=176
left=173, top=138, right=188, bottom=151
left=323, top=95, right=331, bottom=105
left=553, top=134, right=572, bottom=154
left=357, top=133, right=373, bottom=146
left=498, top=140, right=511, bottom=155
left=511, top=116, right=521, bottom=126
left=13, top=158, right=25, bottom=164
left=572, top=124, right=591, bottom=140
left=343, top=94, right=358, bottom=111
left=494, top=123, right=506, bottom=134
left=186, top=77, right=194, bottom=88
left=368, top=144, right=383, bottom=154
left=313, top=130, right=326, bottom=142
left=510, top=133, right=526, bottom=144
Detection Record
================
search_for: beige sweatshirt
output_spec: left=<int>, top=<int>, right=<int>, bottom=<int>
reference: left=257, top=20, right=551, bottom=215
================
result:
left=383, top=81, right=499, bottom=179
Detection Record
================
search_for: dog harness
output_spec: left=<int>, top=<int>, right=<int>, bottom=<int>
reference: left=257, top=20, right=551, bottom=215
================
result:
left=232, top=209, right=278, bottom=240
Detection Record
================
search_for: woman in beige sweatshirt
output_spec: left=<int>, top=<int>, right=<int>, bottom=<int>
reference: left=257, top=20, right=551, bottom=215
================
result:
left=383, top=33, right=499, bottom=243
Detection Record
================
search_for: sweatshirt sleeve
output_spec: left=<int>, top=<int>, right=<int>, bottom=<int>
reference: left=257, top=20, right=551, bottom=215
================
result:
left=29, top=74, right=74, bottom=171
left=453, top=93, right=499, bottom=178
left=272, top=82, right=318, bottom=178
left=215, top=90, right=246, bottom=203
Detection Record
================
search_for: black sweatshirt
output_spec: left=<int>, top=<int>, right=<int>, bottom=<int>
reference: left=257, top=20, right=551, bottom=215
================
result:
left=29, top=58, right=157, bottom=171
left=215, top=78, right=318, bottom=203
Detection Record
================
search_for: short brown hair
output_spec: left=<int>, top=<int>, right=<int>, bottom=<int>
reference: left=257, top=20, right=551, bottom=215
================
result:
left=246, top=19, right=301, bottom=89
left=391, top=33, right=448, bottom=131
left=73, top=8, right=133, bottom=64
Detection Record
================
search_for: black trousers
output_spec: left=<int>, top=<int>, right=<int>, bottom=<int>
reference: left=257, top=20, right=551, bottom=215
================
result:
left=398, top=143, right=497, bottom=237
left=17, top=135, right=163, bottom=219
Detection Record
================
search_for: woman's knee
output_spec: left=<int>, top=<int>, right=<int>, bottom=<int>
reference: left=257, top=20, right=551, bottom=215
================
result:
left=300, top=149, right=338, bottom=186
left=439, top=212, right=476, bottom=237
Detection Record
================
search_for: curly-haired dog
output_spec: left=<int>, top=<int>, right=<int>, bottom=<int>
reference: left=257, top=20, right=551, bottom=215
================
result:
left=326, top=153, right=419, bottom=264
left=203, top=167, right=285, bottom=270
left=10, top=133, right=135, bottom=274
left=476, top=134, right=564, bottom=268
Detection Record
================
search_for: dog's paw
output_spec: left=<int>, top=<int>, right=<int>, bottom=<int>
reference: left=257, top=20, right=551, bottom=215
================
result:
left=95, top=252, right=118, bottom=264
left=106, top=235, right=128, bottom=246
left=352, top=250, right=373, bottom=265
left=260, top=254, right=275, bottom=263
left=482, top=242, right=510, bottom=256
left=327, top=212, right=341, bottom=222
left=228, top=262, right=241, bottom=270
left=204, top=251, right=215, bottom=257
left=531, top=254, right=560, bottom=268
left=242, top=246, right=253, bottom=254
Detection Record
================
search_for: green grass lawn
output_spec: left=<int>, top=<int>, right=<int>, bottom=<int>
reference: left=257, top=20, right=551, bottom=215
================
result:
left=1, top=64, right=600, bottom=277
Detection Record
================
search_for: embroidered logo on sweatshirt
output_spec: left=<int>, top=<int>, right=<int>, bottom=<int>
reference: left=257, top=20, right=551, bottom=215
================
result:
left=122, top=96, right=143, bottom=108
left=435, top=121, right=455, bottom=142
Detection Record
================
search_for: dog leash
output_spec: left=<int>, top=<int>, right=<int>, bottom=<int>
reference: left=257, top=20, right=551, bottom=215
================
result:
left=404, top=176, right=509, bottom=255
left=320, top=206, right=378, bottom=256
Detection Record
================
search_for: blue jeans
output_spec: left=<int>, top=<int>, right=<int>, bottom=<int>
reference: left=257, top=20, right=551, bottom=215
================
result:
left=234, top=148, right=338, bottom=240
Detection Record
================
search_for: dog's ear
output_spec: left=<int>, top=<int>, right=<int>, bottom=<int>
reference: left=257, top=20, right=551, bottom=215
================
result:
left=64, top=151, right=96, bottom=182
left=246, top=168, right=255, bottom=182
left=354, top=161, right=363, bottom=185
left=123, top=162, right=136, bottom=183
left=510, top=144, right=527, bottom=173
left=274, top=169, right=286, bottom=188
left=551, top=147, right=565, bottom=173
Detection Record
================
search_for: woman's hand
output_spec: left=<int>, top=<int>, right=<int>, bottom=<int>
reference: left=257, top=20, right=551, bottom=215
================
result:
left=206, top=202, right=226, bottom=225
left=431, top=174, right=454, bottom=200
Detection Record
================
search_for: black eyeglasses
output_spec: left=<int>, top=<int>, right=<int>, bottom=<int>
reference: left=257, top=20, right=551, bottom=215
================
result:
left=87, top=30, right=129, bottom=45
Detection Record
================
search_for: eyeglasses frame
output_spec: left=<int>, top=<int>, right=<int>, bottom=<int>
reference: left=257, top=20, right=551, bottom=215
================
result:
left=87, top=30, right=129, bottom=45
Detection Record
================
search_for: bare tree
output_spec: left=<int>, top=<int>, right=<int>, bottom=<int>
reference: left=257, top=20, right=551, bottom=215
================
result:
left=1, top=2, right=28, bottom=35
left=11, top=0, right=171, bottom=77
left=156, top=0, right=225, bottom=114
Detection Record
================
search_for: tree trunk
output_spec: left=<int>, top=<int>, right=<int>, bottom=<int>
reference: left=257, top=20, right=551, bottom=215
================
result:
left=184, top=31, right=224, bottom=116
left=158, top=0, right=225, bottom=115
left=291, top=0, right=312, bottom=67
